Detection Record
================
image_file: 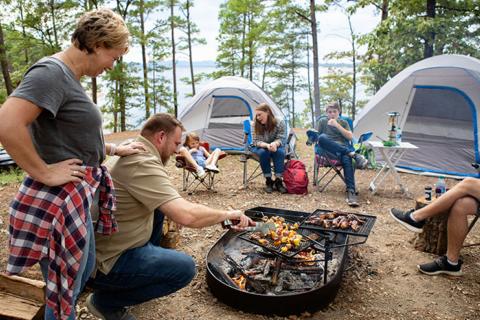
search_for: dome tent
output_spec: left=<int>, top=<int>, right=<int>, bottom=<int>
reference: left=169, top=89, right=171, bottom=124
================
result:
left=354, top=54, right=480, bottom=178
left=178, top=76, right=289, bottom=152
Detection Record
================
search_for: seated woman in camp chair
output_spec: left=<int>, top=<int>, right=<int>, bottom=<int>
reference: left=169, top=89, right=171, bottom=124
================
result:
left=178, top=132, right=223, bottom=178
left=250, top=103, right=287, bottom=194
left=315, top=102, right=368, bottom=206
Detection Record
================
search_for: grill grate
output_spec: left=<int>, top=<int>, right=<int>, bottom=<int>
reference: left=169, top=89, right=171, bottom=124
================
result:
left=299, top=209, right=376, bottom=237
left=238, top=228, right=315, bottom=259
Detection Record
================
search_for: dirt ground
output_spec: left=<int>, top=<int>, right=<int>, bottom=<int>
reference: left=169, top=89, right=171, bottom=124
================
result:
left=1, top=130, right=479, bottom=320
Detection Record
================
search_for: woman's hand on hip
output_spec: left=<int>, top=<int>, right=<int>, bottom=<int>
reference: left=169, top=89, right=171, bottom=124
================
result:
left=41, top=158, right=86, bottom=186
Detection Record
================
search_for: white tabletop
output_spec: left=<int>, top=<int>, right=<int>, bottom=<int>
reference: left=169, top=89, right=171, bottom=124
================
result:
left=368, top=140, right=418, bottom=149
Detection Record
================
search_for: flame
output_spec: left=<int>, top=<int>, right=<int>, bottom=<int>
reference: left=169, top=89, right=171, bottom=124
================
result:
left=297, top=250, right=316, bottom=265
left=232, top=275, right=246, bottom=290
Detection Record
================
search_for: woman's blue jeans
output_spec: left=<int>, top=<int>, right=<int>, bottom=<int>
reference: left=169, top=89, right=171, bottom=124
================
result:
left=40, top=211, right=96, bottom=320
left=89, top=210, right=196, bottom=311
left=251, top=146, right=286, bottom=178
left=317, top=134, right=356, bottom=191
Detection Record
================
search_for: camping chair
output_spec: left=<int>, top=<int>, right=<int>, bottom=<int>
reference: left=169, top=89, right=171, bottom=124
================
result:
left=240, top=119, right=297, bottom=188
left=306, top=116, right=372, bottom=192
left=175, top=142, right=227, bottom=195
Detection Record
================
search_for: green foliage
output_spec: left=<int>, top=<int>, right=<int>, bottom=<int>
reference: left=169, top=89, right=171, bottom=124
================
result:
left=357, top=0, right=480, bottom=93
left=0, top=167, right=25, bottom=186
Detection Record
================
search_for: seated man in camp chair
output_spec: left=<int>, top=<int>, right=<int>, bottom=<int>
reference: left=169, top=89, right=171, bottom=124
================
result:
left=314, top=102, right=368, bottom=206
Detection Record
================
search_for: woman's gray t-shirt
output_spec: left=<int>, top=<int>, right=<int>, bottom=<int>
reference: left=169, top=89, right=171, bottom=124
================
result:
left=11, top=57, right=105, bottom=167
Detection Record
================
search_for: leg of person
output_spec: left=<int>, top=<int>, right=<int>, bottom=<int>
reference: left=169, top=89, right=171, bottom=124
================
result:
left=390, top=177, right=480, bottom=232
left=317, top=134, right=352, bottom=157
left=252, top=147, right=274, bottom=193
left=272, top=146, right=287, bottom=193
left=178, top=147, right=206, bottom=178
left=87, top=243, right=196, bottom=317
left=40, top=213, right=96, bottom=320
left=341, top=154, right=358, bottom=207
left=417, top=196, right=476, bottom=276
left=205, top=148, right=221, bottom=173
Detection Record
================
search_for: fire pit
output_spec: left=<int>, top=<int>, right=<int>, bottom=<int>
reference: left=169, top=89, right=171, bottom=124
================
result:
left=206, top=207, right=376, bottom=315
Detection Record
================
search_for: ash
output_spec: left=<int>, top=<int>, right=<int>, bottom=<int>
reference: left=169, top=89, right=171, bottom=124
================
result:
left=220, top=240, right=341, bottom=295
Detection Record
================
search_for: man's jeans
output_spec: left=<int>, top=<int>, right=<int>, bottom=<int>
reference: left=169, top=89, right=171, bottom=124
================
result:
left=40, top=211, right=96, bottom=320
left=317, top=134, right=355, bottom=191
left=89, top=210, right=196, bottom=310
left=251, top=146, right=286, bottom=178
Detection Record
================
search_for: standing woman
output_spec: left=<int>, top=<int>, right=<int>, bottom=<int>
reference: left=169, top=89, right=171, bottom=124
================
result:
left=0, top=8, right=143, bottom=320
left=251, top=103, right=288, bottom=193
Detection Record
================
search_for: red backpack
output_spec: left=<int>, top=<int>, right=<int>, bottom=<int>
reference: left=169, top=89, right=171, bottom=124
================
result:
left=283, top=159, right=309, bottom=194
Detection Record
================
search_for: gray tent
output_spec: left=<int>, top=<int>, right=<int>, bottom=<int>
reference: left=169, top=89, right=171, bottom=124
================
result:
left=178, top=76, right=289, bottom=152
left=354, top=54, right=480, bottom=178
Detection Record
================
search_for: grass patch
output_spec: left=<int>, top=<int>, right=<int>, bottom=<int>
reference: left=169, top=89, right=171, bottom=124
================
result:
left=0, top=167, right=25, bottom=186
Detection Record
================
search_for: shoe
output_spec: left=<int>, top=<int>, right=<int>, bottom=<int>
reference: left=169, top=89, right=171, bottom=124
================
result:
left=353, top=153, right=368, bottom=169
left=265, top=177, right=274, bottom=193
left=275, top=178, right=287, bottom=194
left=205, top=164, right=220, bottom=173
left=389, top=208, right=425, bottom=233
left=86, top=293, right=136, bottom=320
left=196, top=167, right=207, bottom=179
left=417, top=255, right=463, bottom=276
left=346, top=189, right=359, bottom=207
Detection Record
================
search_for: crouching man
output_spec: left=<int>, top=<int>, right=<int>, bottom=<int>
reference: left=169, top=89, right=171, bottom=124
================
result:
left=86, top=113, right=253, bottom=320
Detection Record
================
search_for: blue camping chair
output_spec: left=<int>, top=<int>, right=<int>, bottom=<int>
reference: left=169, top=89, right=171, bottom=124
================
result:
left=241, top=120, right=297, bottom=188
left=306, top=116, right=372, bottom=192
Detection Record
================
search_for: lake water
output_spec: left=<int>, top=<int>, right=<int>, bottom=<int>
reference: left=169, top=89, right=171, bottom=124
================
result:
left=102, top=64, right=367, bottom=131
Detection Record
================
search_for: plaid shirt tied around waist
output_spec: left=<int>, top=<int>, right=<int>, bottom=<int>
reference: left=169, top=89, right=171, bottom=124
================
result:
left=7, top=165, right=117, bottom=320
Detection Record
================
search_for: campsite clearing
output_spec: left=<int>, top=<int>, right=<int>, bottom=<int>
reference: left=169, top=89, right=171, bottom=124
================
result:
left=0, top=129, right=478, bottom=320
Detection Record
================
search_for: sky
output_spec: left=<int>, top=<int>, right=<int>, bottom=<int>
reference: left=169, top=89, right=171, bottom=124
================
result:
left=126, top=0, right=380, bottom=63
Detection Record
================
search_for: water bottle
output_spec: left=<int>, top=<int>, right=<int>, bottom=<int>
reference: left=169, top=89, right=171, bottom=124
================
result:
left=396, top=127, right=402, bottom=144
left=435, top=177, right=446, bottom=198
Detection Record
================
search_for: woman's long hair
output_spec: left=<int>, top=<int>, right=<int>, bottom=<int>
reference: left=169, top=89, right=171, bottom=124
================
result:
left=254, top=103, right=277, bottom=135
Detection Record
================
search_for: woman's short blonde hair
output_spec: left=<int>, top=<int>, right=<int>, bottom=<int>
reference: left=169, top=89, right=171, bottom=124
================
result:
left=71, top=8, right=130, bottom=54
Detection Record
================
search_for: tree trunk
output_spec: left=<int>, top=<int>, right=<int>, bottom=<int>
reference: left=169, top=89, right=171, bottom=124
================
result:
left=310, top=0, right=321, bottom=121
left=0, top=23, right=14, bottom=95
left=413, top=196, right=448, bottom=255
left=306, top=34, right=314, bottom=128
left=114, top=80, right=119, bottom=133
left=347, top=15, right=356, bottom=120
left=170, top=0, right=178, bottom=117
left=18, top=1, right=29, bottom=64
left=91, top=77, right=97, bottom=104
left=140, top=0, right=151, bottom=119
left=240, top=12, right=246, bottom=78
left=49, top=0, right=59, bottom=51
left=185, top=0, right=195, bottom=96
left=424, top=0, right=436, bottom=58
left=290, top=45, right=295, bottom=128
left=381, top=0, right=389, bottom=21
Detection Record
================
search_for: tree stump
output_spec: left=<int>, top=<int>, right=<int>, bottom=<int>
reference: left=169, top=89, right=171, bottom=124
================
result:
left=413, top=196, right=448, bottom=255
left=160, top=216, right=181, bottom=249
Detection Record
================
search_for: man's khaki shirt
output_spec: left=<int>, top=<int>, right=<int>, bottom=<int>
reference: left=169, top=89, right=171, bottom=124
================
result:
left=95, top=136, right=181, bottom=274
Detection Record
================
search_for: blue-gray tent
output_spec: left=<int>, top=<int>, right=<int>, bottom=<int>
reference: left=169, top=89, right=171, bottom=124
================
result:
left=178, top=76, right=290, bottom=152
left=354, top=54, right=480, bottom=178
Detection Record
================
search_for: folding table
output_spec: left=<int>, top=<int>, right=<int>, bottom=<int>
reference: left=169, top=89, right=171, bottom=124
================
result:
left=368, top=140, right=418, bottom=196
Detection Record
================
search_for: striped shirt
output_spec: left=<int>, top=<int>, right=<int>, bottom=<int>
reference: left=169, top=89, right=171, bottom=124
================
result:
left=7, top=166, right=117, bottom=320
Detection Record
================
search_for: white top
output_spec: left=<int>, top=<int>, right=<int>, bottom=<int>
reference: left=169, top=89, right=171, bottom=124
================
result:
left=368, top=141, right=418, bottom=149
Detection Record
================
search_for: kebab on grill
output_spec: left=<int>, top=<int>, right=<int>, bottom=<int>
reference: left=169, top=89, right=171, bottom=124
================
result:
left=305, top=211, right=365, bottom=231
left=249, top=216, right=303, bottom=253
